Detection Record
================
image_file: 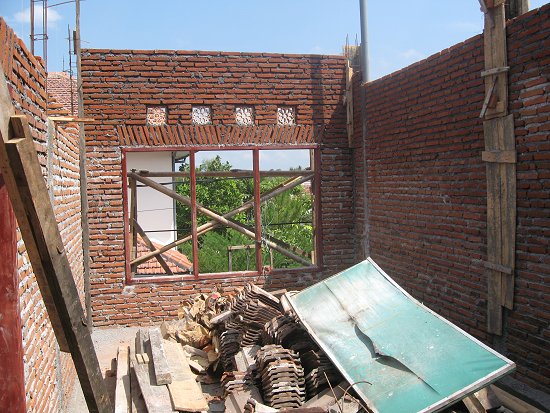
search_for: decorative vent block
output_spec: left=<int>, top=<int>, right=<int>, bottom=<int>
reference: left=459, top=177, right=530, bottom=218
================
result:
left=192, top=106, right=212, bottom=125
left=277, top=107, right=296, bottom=125
left=235, top=106, right=255, bottom=126
left=146, top=106, right=167, bottom=126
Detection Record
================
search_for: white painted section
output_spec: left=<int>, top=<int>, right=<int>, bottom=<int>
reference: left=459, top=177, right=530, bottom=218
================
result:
left=126, top=152, right=175, bottom=245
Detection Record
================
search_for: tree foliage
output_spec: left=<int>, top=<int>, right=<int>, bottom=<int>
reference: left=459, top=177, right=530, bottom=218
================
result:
left=176, top=155, right=313, bottom=273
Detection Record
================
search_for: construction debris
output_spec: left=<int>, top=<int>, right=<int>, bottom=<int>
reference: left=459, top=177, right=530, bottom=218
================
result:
left=113, top=279, right=512, bottom=413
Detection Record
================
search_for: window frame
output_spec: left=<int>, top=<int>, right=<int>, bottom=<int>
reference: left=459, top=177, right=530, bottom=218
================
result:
left=122, top=144, right=322, bottom=284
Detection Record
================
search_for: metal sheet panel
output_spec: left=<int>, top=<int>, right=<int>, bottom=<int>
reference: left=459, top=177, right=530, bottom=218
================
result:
left=287, top=258, right=515, bottom=413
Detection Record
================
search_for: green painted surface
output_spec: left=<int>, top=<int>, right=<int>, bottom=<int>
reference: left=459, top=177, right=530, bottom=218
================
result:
left=289, top=259, right=514, bottom=413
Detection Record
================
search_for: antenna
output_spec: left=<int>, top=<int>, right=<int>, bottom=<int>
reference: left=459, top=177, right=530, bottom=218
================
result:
left=30, top=0, right=48, bottom=68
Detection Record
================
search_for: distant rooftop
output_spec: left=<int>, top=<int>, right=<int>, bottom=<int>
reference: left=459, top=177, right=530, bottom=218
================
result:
left=47, top=72, right=78, bottom=116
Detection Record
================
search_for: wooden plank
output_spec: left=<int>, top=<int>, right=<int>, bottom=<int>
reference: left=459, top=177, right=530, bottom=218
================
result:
left=490, top=385, right=546, bottom=413
left=482, top=1, right=508, bottom=120
left=132, top=360, right=176, bottom=413
left=163, top=340, right=209, bottom=412
left=0, top=113, right=112, bottom=412
left=0, top=68, right=69, bottom=353
left=148, top=327, right=172, bottom=385
left=481, top=66, right=509, bottom=77
left=482, top=0, right=517, bottom=334
left=135, top=329, right=150, bottom=358
left=129, top=176, right=137, bottom=264
left=115, top=345, right=131, bottom=413
left=481, top=150, right=516, bottom=164
left=463, top=395, right=486, bottom=413
left=129, top=364, right=146, bottom=413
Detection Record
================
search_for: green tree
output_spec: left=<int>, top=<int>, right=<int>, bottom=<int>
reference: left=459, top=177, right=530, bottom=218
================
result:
left=176, top=156, right=313, bottom=273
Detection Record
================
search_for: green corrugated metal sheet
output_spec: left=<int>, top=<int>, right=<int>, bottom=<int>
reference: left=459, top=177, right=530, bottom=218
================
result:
left=288, top=258, right=515, bottom=413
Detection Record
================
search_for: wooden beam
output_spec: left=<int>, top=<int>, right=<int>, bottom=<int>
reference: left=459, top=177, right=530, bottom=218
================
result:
left=114, top=345, right=131, bottom=413
left=136, top=169, right=311, bottom=178
left=481, top=150, right=516, bottom=164
left=345, top=61, right=354, bottom=147
left=133, top=220, right=174, bottom=275
left=130, top=174, right=312, bottom=267
left=482, top=1, right=508, bottom=120
left=48, top=116, right=95, bottom=123
left=463, top=394, right=486, bottom=413
left=148, top=327, right=172, bottom=385
left=481, top=0, right=517, bottom=336
left=505, top=0, right=530, bottom=19
left=132, top=360, right=176, bottom=413
left=0, top=115, right=112, bottom=412
left=163, top=340, right=209, bottom=412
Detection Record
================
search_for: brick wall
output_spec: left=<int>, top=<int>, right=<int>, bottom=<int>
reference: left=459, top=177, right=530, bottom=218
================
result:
left=0, top=17, right=83, bottom=411
left=359, top=5, right=549, bottom=394
left=81, top=50, right=354, bottom=326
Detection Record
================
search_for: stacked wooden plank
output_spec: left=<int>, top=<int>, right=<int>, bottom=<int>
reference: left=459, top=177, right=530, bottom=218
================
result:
left=119, top=327, right=208, bottom=413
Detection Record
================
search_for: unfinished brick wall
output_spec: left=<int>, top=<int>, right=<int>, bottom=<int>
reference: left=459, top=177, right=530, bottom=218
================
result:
left=81, top=49, right=354, bottom=326
left=359, top=5, right=549, bottom=394
left=0, top=17, right=83, bottom=411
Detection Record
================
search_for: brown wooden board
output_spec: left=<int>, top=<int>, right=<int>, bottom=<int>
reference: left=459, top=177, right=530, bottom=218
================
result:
left=483, top=2, right=508, bottom=120
left=132, top=360, right=176, bottom=413
left=163, top=340, right=209, bottom=412
left=0, top=114, right=112, bottom=412
left=115, top=345, right=131, bottom=413
left=149, top=327, right=172, bottom=385
left=483, top=115, right=517, bottom=334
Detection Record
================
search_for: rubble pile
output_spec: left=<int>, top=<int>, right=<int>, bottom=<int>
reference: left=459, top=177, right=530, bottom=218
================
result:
left=123, top=285, right=357, bottom=413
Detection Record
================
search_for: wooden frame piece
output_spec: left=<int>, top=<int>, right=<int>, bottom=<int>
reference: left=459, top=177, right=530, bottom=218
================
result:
left=129, top=173, right=314, bottom=269
left=128, top=172, right=311, bottom=267
left=0, top=114, right=112, bottom=412
left=481, top=1, right=517, bottom=335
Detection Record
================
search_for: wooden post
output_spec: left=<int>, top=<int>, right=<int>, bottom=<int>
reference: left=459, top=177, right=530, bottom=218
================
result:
left=75, top=0, right=93, bottom=330
left=129, top=175, right=138, bottom=265
left=0, top=114, right=112, bottom=413
left=0, top=173, right=26, bottom=413
left=505, top=0, right=529, bottom=19
left=481, top=1, right=517, bottom=335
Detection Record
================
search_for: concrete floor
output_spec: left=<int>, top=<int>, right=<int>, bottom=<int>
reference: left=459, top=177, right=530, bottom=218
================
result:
left=65, top=326, right=141, bottom=413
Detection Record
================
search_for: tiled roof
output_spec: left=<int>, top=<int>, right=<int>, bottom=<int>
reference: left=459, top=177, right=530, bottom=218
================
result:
left=135, top=235, right=192, bottom=275
left=47, top=72, right=78, bottom=116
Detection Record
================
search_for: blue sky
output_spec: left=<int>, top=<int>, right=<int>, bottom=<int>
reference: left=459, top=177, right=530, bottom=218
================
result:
left=2, top=1, right=547, bottom=80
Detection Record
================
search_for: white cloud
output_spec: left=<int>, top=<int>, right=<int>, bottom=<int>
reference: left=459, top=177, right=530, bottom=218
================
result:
left=13, top=7, right=63, bottom=28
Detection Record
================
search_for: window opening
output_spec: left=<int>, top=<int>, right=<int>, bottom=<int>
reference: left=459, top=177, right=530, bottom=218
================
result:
left=125, top=148, right=316, bottom=279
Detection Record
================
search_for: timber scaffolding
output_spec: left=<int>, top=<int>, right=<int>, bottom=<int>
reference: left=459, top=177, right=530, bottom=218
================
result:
left=126, top=169, right=315, bottom=281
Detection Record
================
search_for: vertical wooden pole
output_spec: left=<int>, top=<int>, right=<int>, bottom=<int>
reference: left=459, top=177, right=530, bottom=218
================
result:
left=1, top=115, right=112, bottom=413
left=190, top=152, right=199, bottom=277
left=481, top=0, right=517, bottom=335
left=253, top=149, right=263, bottom=272
left=0, top=173, right=26, bottom=413
left=75, top=0, right=92, bottom=329
left=506, top=0, right=529, bottom=19
left=129, top=175, right=137, bottom=265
